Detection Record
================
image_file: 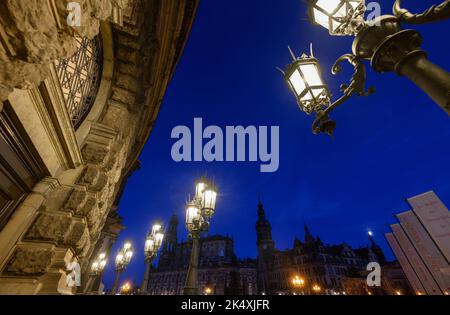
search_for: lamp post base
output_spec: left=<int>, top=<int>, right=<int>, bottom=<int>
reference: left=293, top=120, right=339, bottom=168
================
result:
left=183, top=287, right=199, bottom=295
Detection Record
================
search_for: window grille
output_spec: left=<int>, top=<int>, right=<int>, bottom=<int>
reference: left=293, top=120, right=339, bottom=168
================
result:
left=55, top=36, right=103, bottom=129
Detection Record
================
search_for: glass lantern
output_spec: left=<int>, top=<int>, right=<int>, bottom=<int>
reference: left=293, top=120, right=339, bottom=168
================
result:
left=195, top=178, right=207, bottom=200
left=186, top=202, right=201, bottom=232
left=284, top=47, right=330, bottom=115
left=145, top=239, right=155, bottom=254
left=202, top=187, right=217, bottom=218
left=151, top=224, right=162, bottom=235
left=154, top=231, right=164, bottom=248
left=309, top=0, right=366, bottom=35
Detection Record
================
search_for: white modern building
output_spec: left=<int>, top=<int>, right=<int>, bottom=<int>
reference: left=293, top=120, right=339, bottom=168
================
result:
left=386, top=191, right=450, bottom=295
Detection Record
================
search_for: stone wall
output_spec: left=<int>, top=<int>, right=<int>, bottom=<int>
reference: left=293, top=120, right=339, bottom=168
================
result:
left=0, top=0, right=129, bottom=101
left=0, top=0, right=198, bottom=294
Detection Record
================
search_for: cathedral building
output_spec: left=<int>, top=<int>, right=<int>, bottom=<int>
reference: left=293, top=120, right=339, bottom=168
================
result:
left=147, top=215, right=257, bottom=295
left=255, top=199, right=404, bottom=295
left=0, top=0, right=198, bottom=294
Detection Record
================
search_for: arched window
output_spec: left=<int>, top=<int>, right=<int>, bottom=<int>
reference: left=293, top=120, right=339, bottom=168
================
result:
left=55, top=36, right=103, bottom=129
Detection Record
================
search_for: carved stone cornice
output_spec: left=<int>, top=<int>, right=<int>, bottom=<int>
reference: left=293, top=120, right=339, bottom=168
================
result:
left=0, top=0, right=137, bottom=101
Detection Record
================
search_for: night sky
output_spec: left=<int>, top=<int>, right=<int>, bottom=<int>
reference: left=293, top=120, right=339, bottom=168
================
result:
left=103, top=0, right=450, bottom=289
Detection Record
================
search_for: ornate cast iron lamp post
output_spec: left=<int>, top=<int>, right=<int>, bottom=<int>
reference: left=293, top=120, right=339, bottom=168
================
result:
left=84, top=252, right=108, bottom=294
left=183, top=177, right=218, bottom=295
left=112, top=242, right=133, bottom=294
left=280, top=0, right=450, bottom=136
left=140, top=223, right=164, bottom=294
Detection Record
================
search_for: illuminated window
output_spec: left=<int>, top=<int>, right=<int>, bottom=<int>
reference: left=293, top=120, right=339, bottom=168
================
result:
left=55, top=36, right=103, bottom=129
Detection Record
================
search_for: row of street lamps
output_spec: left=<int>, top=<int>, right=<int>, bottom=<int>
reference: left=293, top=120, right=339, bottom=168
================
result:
left=84, top=177, right=218, bottom=295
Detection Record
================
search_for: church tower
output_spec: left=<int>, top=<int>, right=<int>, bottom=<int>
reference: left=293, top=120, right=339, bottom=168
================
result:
left=159, top=214, right=179, bottom=268
left=255, top=198, right=275, bottom=294
left=256, top=199, right=274, bottom=250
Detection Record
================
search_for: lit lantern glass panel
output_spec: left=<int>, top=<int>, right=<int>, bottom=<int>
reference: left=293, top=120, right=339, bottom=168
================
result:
left=195, top=181, right=206, bottom=200
left=310, top=0, right=365, bottom=35
left=202, top=189, right=217, bottom=213
left=125, top=250, right=133, bottom=261
left=92, top=261, right=99, bottom=271
left=145, top=239, right=155, bottom=253
left=154, top=232, right=164, bottom=248
left=115, top=254, right=124, bottom=265
left=186, top=203, right=200, bottom=230
left=152, top=224, right=161, bottom=235
left=285, top=55, right=330, bottom=114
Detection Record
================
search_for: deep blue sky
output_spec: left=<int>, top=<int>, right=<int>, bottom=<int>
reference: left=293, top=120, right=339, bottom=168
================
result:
left=103, top=0, right=450, bottom=288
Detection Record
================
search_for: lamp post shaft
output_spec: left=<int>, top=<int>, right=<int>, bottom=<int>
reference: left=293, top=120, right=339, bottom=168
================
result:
left=399, top=54, right=450, bottom=115
left=83, top=275, right=95, bottom=294
left=183, top=233, right=200, bottom=295
left=141, top=258, right=153, bottom=294
left=112, top=270, right=121, bottom=295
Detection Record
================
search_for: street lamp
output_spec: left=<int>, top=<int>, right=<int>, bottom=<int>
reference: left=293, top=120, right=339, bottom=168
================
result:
left=283, top=45, right=331, bottom=116
left=280, top=0, right=450, bottom=136
left=309, top=0, right=366, bottom=36
left=204, top=287, right=213, bottom=295
left=121, top=282, right=132, bottom=295
left=183, top=177, right=218, bottom=295
left=84, top=252, right=108, bottom=294
left=112, top=242, right=133, bottom=295
left=312, top=284, right=322, bottom=294
left=140, top=223, right=165, bottom=294
left=291, top=275, right=306, bottom=295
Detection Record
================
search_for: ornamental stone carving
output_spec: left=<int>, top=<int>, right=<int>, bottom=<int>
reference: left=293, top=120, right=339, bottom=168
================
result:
left=0, top=0, right=130, bottom=101
left=25, top=213, right=71, bottom=243
left=66, top=221, right=90, bottom=253
left=64, top=189, right=88, bottom=213
left=5, top=248, right=54, bottom=275
left=81, top=143, right=110, bottom=165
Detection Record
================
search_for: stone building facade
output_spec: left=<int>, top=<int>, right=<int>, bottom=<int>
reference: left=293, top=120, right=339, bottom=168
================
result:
left=255, top=199, right=410, bottom=295
left=0, top=0, right=198, bottom=294
left=147, top=215, right=257, bottom=295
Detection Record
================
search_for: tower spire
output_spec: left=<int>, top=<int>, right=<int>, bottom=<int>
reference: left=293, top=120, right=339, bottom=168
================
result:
left=257, top=195, right=265, bottom=218
left=304, top=223, right=314, bottom=243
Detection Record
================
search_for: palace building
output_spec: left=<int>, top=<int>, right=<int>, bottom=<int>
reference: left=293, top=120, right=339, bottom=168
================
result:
left=255, top=199, right=410, bottom=295
left=147, top=215, right=257, bottom=295
left=0, top=0, right=198, bottom=294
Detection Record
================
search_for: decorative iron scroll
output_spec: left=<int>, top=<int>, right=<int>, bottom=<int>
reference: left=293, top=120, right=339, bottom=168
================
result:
left=393, top=0, right=450, bottom=24
left=312, top=54, right=375, bottom=136
left=55, top=36, right=103, bottom=129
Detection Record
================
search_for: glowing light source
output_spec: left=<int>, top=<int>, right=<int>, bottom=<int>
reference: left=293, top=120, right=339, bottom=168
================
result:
left=283, top=45, right=330, bottom=115
left=309, top=0, right=366, bottom=36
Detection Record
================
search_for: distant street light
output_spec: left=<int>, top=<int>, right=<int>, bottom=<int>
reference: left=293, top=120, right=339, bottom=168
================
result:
left=121, top=282, right=132, bottom=295
left=291, top=275, right=306, bottom=295
left=280, top=0, right=450, bottom=136
left=204, top=287, right=213, bottom=295
left=140, top=223, right=165, bottom=294
left=112, top=242, right=133, bottom=295
left=84, top=252, right=107, bottom=294
left=312, top=284, right=322, bottom=294
left=183, top=177, right=218, bottom=295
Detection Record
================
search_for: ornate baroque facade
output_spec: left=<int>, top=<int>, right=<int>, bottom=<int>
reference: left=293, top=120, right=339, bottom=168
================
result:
left=255, top=199, right=410, bottom=295
left=147, top=215, right=257, bottom=295
left=0, top=0, right=198, bottom=294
